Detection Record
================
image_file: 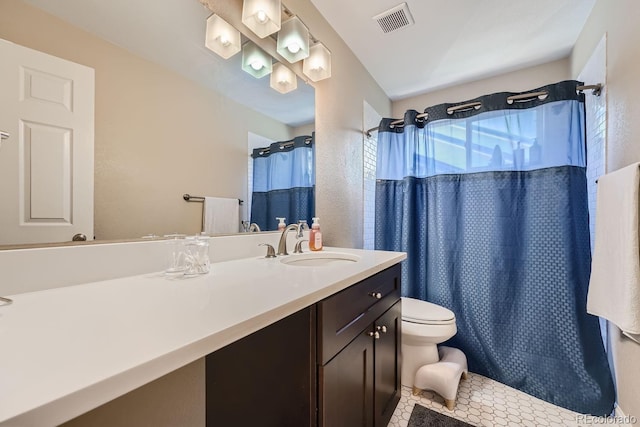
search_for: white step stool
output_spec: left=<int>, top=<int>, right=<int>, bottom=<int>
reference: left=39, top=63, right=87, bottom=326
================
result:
left=412, top=346, right=468, bottom=410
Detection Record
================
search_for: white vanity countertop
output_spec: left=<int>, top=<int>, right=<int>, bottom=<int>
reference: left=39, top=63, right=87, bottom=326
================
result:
left=0, top=247, right=405, bottom=426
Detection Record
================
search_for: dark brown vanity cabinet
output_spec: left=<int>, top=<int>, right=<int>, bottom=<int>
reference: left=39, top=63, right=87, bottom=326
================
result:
left=205, top=263, right=401, bottom=427
left=318, top=264, right=402, bottom=427
left=206, top=306, right=317, bottom=427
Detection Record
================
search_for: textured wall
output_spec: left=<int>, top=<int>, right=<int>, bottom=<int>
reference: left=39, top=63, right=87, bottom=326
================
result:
left=283, top=0, right=392, bottom=249
left=578, top=36, right=607, bottom=253
left=571, top=0, right=640, bottom=418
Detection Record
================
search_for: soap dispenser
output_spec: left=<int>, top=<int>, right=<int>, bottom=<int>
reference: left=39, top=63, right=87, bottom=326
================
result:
left=309, top=217, right=323, bottom=251
left=276, top=217, right=286, bottom=231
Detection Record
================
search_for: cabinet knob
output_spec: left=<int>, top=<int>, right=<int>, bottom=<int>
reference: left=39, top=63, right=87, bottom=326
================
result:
left=369, top=292, right=382, bottom=299
left=376, top=325, right=387, bottom=334
left=368, top=331, right=380, bottom=340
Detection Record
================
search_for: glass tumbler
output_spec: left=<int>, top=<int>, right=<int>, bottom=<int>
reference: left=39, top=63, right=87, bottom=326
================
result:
left=184, top=236, right=210, bottom=276
left=164, top=234, right=187, bottom=275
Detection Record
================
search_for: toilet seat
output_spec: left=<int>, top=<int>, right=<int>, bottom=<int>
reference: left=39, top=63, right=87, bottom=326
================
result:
left=401, top=297, right=455, bottom=325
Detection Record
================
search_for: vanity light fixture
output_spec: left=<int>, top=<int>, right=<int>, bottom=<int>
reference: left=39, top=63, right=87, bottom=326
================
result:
left=302, top=42, right=331, bottom=82
left=276, top=16, right=310, bottom=63
left=242, top=0, right=281, bottom=38
left=241, top=42, right=273, bottom=78
left=270, top=62, right=297, bottom=94
left=205, top=14, right=241, bottom=59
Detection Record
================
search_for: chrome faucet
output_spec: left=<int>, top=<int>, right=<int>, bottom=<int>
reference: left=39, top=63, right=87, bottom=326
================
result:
left=297, top=220, right=309, bottom=238
left=277, top=223, right=299, bottom=256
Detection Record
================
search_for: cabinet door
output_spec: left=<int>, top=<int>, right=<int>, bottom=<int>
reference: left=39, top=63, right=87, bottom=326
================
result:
left=374, top=301, right=402, bottom=427
left=205, top=306, right=316, bottom=427
left=319, top=331, right=374, bottom=427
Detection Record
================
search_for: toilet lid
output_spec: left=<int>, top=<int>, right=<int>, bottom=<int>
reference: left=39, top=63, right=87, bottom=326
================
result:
left=402, top=297, right=455, bottom=324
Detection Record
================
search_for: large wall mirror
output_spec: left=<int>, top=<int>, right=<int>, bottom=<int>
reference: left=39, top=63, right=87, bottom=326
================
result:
left=0, top=0, right=315, bottom=247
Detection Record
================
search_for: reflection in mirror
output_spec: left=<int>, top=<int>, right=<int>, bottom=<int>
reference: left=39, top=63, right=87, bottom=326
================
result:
left=0, top=0, right=315, bottom=248
left=248, top=134, right=315, bottom=231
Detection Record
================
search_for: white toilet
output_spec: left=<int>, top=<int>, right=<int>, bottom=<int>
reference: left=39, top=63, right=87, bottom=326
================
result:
left=401, top=297, right=458, bottom=384
left=401, top=297, right=468, bottom=410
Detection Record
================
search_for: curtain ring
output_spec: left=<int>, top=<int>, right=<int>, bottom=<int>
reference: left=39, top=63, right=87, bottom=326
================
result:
left=506, top=91, right=549, bottom=105
left=446, top=102, right=482, bottom=115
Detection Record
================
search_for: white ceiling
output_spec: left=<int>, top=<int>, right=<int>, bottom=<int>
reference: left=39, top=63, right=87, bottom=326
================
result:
left=310, top=0, right=596, bottom=100
left=21, top=0, right=596, bottom=118
left=22, top=0, right=315, bottom=127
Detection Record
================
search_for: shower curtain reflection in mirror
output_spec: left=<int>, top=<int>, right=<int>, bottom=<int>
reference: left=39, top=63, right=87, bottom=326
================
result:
left=250, top=134, right=315, bottom=231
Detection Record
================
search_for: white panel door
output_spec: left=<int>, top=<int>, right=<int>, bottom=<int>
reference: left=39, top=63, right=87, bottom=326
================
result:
left=0, top=38, right=94, bottom=245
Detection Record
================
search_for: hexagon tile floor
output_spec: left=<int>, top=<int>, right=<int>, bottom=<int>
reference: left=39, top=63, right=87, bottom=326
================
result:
left=388, top=372, right=621, bottom=427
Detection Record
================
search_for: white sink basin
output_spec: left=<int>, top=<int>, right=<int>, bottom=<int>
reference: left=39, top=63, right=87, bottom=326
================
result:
left=280, top=252, right=361, bottom=267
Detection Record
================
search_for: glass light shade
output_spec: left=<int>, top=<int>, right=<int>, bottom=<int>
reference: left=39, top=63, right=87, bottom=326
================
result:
left=241, top=0, right=281, bottom=38
left=270, top=63, right=298, bottom=94
left=303, top=42, right=331, bottom=82
left=205, top=14, right=241, bottom=59
left=276, top=17, right=310, bottom=63
left=241, top=42, right=272, bottom=78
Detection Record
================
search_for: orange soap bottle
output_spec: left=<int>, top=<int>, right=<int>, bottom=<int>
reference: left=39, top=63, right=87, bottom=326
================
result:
left=309, top=217, right=323, bottom=251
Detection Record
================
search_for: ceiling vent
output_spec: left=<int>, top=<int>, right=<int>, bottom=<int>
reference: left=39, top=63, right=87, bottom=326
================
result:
left=372, top=3, right=414, bottom=34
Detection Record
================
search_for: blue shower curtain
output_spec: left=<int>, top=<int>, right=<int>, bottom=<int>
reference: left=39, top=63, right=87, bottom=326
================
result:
left=375, top=81, right=614, bottom=415
left=251, top=134, right=315, bottom=231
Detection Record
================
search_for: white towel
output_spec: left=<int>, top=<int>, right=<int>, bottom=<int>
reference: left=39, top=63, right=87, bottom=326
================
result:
left=203, top=197, right=240, bottom=235
left=587, top=162, right=640, bottom=338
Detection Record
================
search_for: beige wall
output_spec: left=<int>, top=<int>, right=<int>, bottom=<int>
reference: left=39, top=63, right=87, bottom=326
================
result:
left=0, top=0, right=293, bottom=241
left=284, top=0, right=393, bottom=248
left=571, top=0, right=640, bottom=418
left=292, top=122, right=316, bottom=137
left=392, top=58, right=570, bottom=117
left=62, top=360, right=205, bottom=427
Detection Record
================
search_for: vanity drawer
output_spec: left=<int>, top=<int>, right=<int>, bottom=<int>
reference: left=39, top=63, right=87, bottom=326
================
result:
left=317, top=263, right=401, bottom=365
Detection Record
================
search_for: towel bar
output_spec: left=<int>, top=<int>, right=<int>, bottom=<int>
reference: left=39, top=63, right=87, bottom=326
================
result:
left=183, top=194, right=243, bottom=232
left=183, top=194, right=243, bottom=205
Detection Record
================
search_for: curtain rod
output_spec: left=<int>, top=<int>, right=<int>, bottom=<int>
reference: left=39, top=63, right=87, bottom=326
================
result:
left=364, top=83, right=602, bottom=138
left=256, top=136, right=313, bottom=156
